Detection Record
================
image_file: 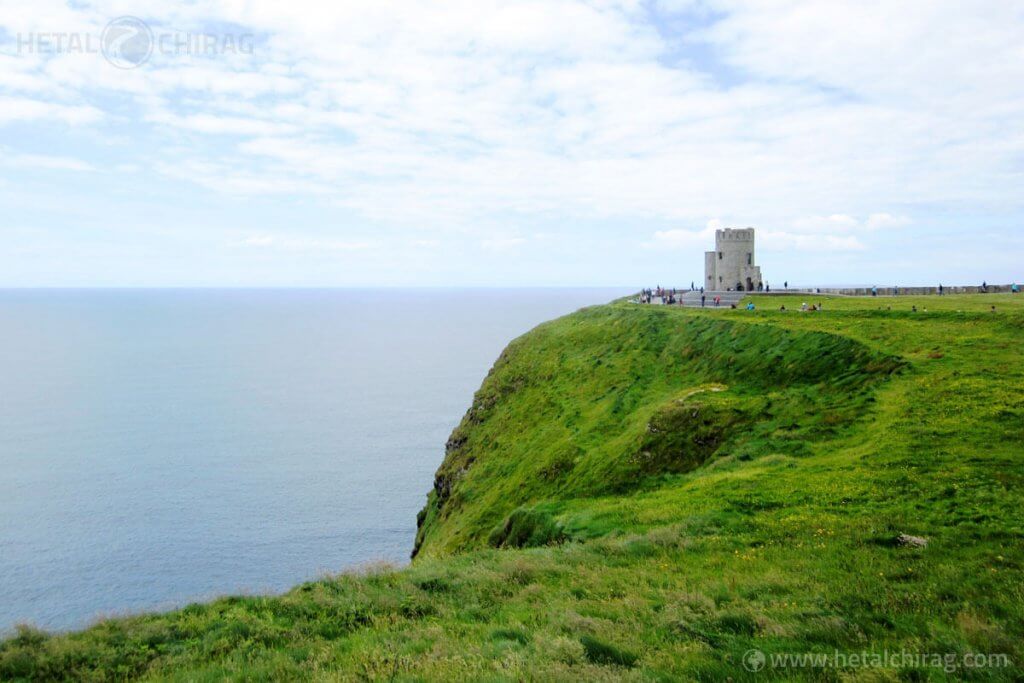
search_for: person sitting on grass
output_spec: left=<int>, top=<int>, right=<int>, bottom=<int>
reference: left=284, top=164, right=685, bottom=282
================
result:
left=746, top=302, right=755, bottom=310
left=780, top=304, right=786, bottom=311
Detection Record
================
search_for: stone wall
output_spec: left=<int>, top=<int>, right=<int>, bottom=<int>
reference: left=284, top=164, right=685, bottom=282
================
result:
left=704, top=251, right=717, bottom=291
left=762, top=284, right=1017, bottom=296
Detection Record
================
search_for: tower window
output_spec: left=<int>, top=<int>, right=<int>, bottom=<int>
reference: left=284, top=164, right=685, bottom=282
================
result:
left=747, top=253, right=752, bottom=265
left=718, top=252, right=723, bottom=260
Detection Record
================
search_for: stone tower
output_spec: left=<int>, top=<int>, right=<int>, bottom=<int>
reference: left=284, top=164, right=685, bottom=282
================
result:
left=704, top=227, right=763, bottom=292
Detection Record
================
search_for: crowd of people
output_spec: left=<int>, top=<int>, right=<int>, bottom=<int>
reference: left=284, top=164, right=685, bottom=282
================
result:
left=778, top=302, right=823, bottom=312
left=638, top=287, right=681, bottom=304
left=637, top=280, right=1018, bottom=313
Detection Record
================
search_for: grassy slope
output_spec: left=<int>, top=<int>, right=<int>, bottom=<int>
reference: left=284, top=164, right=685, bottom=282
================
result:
left=3, top=294, right=1022, bottom=681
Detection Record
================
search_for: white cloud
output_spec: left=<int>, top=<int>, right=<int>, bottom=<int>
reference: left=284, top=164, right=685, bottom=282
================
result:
left=145, top=112, right=299, bottom=137
left=2, top=2, right=1019, bottom=229
left=761, top=231, right=865, bottom=252
left=791, top=214, right=860, bottom=233
left=750, top=213, right=911, bottom=252
left=651, top=214, right=882, bottom=253
left=238, top=235, right=274, bottom=248
left=3, top=150, right=95, bottom=171
left=154, top=160, right=335, bottom=196
left=481, top=237, right=526, bottom=251
left=649, top=229, right=708, bottom=249
left=788, top=212, right=911, bottom=238
left=648, top=219, right=721, bottom=249
left=233, top=235, right=377, bottom=251
left=0, top=96, right=102, bottom=125
left=0, top=1, right=1020, bottom=284
left=864, top=213, right=912, bottom=231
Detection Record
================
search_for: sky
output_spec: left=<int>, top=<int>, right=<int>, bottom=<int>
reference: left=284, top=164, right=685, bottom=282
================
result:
left=0, top=0, right=1022, bottom=287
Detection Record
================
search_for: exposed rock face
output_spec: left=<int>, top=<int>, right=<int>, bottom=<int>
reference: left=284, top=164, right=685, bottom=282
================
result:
left=411, top=428, right=474, bottom=558
left=896, top=533, right=928, bottom=548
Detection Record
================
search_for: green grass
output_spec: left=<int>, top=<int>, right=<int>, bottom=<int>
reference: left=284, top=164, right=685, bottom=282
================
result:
left=3, top=293, right=1023, bottom=681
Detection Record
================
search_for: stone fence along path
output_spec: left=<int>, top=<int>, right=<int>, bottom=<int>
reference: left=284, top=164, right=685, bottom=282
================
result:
left=758, top=284, right=1017, bottom=296
left=637, top=284, right=1019, bottom=308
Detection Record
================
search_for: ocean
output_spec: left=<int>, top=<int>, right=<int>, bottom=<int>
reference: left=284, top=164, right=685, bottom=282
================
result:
left=0, top=288, right=627, bottom=632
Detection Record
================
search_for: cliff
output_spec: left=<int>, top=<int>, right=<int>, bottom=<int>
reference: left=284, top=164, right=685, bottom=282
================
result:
left=3, top=294, right=1023, bottom=681
left=412, top=306, right=902, bottom=558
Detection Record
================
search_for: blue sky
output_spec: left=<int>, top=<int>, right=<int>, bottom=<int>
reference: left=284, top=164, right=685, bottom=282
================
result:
left=1, top=0, right=1021, bottom=287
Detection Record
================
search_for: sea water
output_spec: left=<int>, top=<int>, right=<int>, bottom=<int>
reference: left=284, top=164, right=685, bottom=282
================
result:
left=0, top=288, right=626, bottom=632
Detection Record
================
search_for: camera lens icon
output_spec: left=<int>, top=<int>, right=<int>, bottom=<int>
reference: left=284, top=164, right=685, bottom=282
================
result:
left=743, top=648, right=766, bottom=672
left=101, top=16, right=153, bottom=69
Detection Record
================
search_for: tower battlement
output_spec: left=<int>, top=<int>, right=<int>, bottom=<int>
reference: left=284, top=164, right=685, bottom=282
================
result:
left=716, top=227, right=755, bottom=243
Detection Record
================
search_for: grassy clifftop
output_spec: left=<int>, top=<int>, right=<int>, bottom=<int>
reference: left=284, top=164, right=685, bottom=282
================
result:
left=3, top=294, right=1023, bottom=680
left=413, top=307, right=902, bottom=558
